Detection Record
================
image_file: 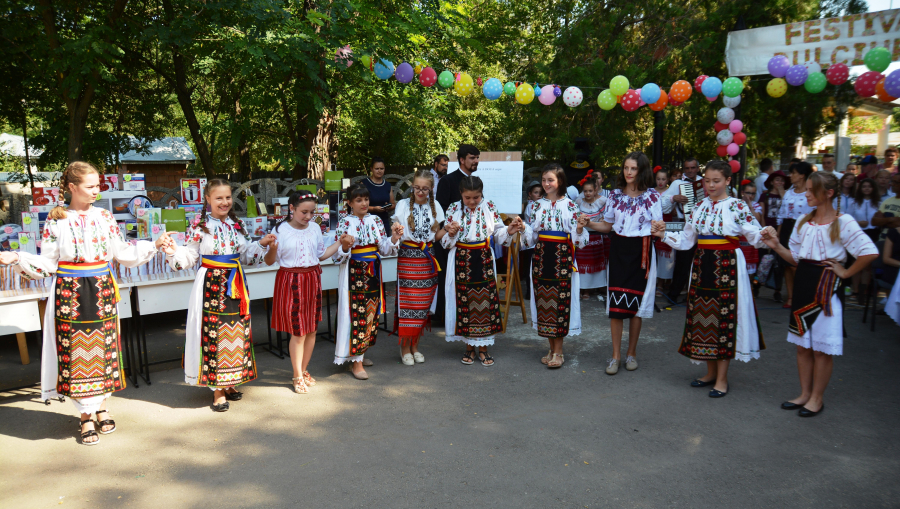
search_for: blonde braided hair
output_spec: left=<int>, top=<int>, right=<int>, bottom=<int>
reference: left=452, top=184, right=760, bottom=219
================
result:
left=407, top=170, right=440, bottom=234
left=49, top=162, right=99, bottom=220
left=797, top=172, right=841, bottom=243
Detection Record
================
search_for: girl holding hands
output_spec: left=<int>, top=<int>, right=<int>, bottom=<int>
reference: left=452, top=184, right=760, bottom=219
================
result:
left=442, top=176, right=526, bottom=366
left=525, top=163, right=588, bottom=368
left=574, top=172, right=609, bottom=300
left=760, top=173, right=877, bottom=417
left=579, top=152, right=662, bottom=375
left=332, top=183, right=403, bottom=380
left=163, top=179, right=275, bottom=412
left=652, top=161, right=770, bottom=398
left=263, top=190, right=345, bottom=393
left=0, top=162, right=172, bottom=444
left=391, top=170, right=447, bottom=365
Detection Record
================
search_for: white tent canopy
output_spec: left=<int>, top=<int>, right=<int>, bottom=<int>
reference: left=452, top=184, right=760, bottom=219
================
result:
left=0, top=133, right=44, bottom=158
left=119, top=136, right=196, bottom=164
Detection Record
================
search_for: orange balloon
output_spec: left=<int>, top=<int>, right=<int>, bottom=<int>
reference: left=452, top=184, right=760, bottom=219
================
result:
left=649, top=89, right=668, bottom=111
left=876, top=77, right=897, bottom=102
left=616, top=94, right=623, bottom=104
left=670, top=80, right=693, bottom=103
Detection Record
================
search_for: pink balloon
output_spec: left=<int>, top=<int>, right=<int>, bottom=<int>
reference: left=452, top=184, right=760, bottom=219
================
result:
left=538, top=85, right=556, bottom=105
left=729, top=120, right=743, bottom=133
left=726, top=143, right=739, bottom=156
left=636, top=88, right=646, bottom=107
left=705, top=95, right=718, bottom=102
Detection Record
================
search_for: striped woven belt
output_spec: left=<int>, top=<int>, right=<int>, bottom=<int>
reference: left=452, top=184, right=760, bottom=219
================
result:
left=57, top=261, right=121, bottom=303
left=538, top=230, right=575, bottom=272
left=401, top=240, right=441, bottom=272
left=201, top=254, right=250, bottom=316
left=350, top=245, right=385, bottom=316
left=697, top=234, right=740, bottom=250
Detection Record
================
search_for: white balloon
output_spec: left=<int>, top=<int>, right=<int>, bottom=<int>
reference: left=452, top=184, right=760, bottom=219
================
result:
left=805, top=61, right=822, bottom=75
left=723, top=95, right=741, bottom=108
left=717, top=107, right=735, bottom=124
left=716, top=129, right=734, bottom=146
left=563, top=86, right=583, bottom=107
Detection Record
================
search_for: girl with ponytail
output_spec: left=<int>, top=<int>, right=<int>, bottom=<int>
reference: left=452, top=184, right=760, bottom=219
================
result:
left=163, top=179, right=276, bottom=412
left=0, top=162, right=172, bottom=445
left=761, top=172, right=878, bottom=417
left=390, top=170, right=447, bottom=365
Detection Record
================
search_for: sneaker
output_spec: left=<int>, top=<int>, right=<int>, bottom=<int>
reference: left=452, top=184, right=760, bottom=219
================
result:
left=625, top=356, right=638, bottom=371
left=597, top=295, right=605, bottom=302
left=605, top=358, right=619, bottom=375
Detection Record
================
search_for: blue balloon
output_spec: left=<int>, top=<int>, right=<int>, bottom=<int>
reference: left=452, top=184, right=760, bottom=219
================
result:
left=640, top=83, right=661, bottom=105
left=374, top=59, right=395, bottom=80
left=534, top=85, right=542, bottom=96
left=701, top=76, right=722, bottom=98
left=482, top=78, right=503, bottom=100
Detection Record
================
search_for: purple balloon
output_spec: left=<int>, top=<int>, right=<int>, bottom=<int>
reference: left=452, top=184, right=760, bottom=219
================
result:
left=768, top=55, right=791, bottom=78
left=396, top=62, right=414, bottom=83
left=553, top=86, right=562, bottom=97
left=785, top=64, right=808, bottom=86
left=885, top=69, right=900, bottom=98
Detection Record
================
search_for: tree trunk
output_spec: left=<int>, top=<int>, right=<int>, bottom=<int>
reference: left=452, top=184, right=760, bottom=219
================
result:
left=304, top=107, right=335, bottom=181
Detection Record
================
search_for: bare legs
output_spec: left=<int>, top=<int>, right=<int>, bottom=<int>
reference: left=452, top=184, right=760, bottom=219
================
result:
left=784, top=266, right=796, bottom=305
left=697, top=360, right=731, bottom=393
left=289, top=332, right=316, bottom=377
left=609, top=317, right=642, bottom=361
left=787, top=346, right=832, bottom=412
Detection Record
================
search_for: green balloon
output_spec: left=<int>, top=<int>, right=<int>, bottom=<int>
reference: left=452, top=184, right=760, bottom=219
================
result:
left=722, top=77, right=744, bottom=98
left=504, top=82, right=516, bottom=96
left=610, top=75, right=629, bottom=96
left=804, top=71, right=827, bottom=93
left=864, top=47, right=891, bottom=73
left=597, top=89, right=617, bottom=110
left=438, top=70, right=455, bottom=88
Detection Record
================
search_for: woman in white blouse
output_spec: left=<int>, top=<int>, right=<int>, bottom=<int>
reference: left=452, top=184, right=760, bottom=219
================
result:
left=0, top=162, right=171, bottom=444
left=762, top=173, right=878, bottom=417
left=846, top=178, right=883, bottom=301
left=580, top=152, right=662, bottom=375
left=391, top=170, right=447, bottom=365
left=653, top=161, right=771, bottom=398
left=776, top=162, right=815, bottom=309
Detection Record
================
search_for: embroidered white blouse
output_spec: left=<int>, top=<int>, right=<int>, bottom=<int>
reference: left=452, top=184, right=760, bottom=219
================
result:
left=602, top=189, right=664, bottom=237
left=777, top=188, right=813, bottom=224
left=391, top=198, right=446, bottom=244
left=846, top=198, right=883, bottom=231
left=13, top=206, right=157, bottom=279
left=788, top=214, right=878, bottom=264
left=575, top=196, right=604, bottom=222
left=663, top=197, right=766, bottom=250
left=524, top=197, right=588, bottom=248
left=272, top=223, right=325, bottom=268
left=166, top=214, right=267, bottom=270
left=333, top=214, right=399, bottom=260
left=441, top=200, right=515, bottom=248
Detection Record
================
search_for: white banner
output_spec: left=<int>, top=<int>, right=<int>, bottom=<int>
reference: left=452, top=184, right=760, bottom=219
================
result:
left=447, top=161, right=524, bottom=214
left=726, top=9, right=900, bottom=76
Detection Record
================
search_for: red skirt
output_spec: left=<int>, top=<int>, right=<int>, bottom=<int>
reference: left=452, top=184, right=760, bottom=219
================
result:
left=272, top=266, right=322, bottom=336
left=576, top=232, right=608, bottom=274
left=396, top=245, right=440, bottom=345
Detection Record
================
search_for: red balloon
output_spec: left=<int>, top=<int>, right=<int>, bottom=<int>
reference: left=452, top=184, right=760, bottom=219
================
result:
left=733, top=132, right=747, bottom=145
left=714, top=121, right=728, bottom=132
left=621, top=89, right=642, bottom=112
left=716, top=145, right=728, bottom=157
left=729, top=160, right=741, bottom=173
left=694, top=75, right=708, bottom=94
left=419, top=67, right=437, bottom=87
left=669, top=98, right=684, bottom=107
left=855, top=71, right=884, bottom=97
left=826, top=63, right=849, bottom=86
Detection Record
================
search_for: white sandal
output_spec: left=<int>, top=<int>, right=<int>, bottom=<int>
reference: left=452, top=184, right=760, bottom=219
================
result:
left=412, top=352, right=425, bottom=363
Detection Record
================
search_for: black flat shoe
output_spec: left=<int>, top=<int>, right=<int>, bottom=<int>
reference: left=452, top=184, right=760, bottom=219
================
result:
left=224, top=390, right=243, bottom=401
left=691, top=379, right=715, bottom=388
left=798, top=404, right=824, bottom=417
left=781, top=401, right=804, bottom=410
left=211, top=401, right=230, bottom=412
left=709, top=387, right=728, bottom=398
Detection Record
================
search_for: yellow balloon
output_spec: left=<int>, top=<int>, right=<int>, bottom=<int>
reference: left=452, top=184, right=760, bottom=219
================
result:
left=516, top=82, right=535, bottom=104
left=454, top=73, right=474, bottom=96
left=767, top=78, right=787, bottom=98
left=414, top=63, right=423, bottom=75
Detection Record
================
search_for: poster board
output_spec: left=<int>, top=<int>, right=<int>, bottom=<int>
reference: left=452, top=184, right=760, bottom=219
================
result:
left=447, top=161, right=524, bottom=214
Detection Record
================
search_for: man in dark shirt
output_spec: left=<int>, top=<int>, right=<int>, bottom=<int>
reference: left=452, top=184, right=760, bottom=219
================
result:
left=433, top=144, right=480, bottom=324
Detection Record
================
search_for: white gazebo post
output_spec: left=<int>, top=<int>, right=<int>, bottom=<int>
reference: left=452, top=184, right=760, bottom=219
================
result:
left=877, top=115, right=893, bottom=157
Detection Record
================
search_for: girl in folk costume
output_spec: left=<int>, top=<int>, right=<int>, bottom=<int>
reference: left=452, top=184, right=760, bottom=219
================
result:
left=579, top=152, right=662, bottom=375
left=761, top=173, right=877, bottom=417
left=652, top=161, right=771, bottom=398
left=776, top=162, right=815, bottom=308
left=520, top=181, right=544, bottom=296
left=442, top=176, right=526, bottom=366
left=333, top=184, right=403, bottom=380
left=264, top=191, right=345, bottom=394
left=575, top=172, right=609, bottom=299
left=0, top=162, right=172, bottom=445
left=525, top=164, right=587, bottom=368
left=163, top=179, right=276, bottom=412
left=653, top=167, right=675, bottom=283
left=739, top=181, right=764, bottom=286
left=391, top=170, right=447, bottom=366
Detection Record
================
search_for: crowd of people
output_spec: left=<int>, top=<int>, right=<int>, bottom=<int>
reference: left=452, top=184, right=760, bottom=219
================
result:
left=0, top=144, right=896, bottom=446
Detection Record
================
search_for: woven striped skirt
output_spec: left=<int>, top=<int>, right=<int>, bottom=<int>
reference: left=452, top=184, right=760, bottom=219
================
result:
left=396, top=244, right=439, bottom=345
left=272, top=265, right=322, bottom=337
